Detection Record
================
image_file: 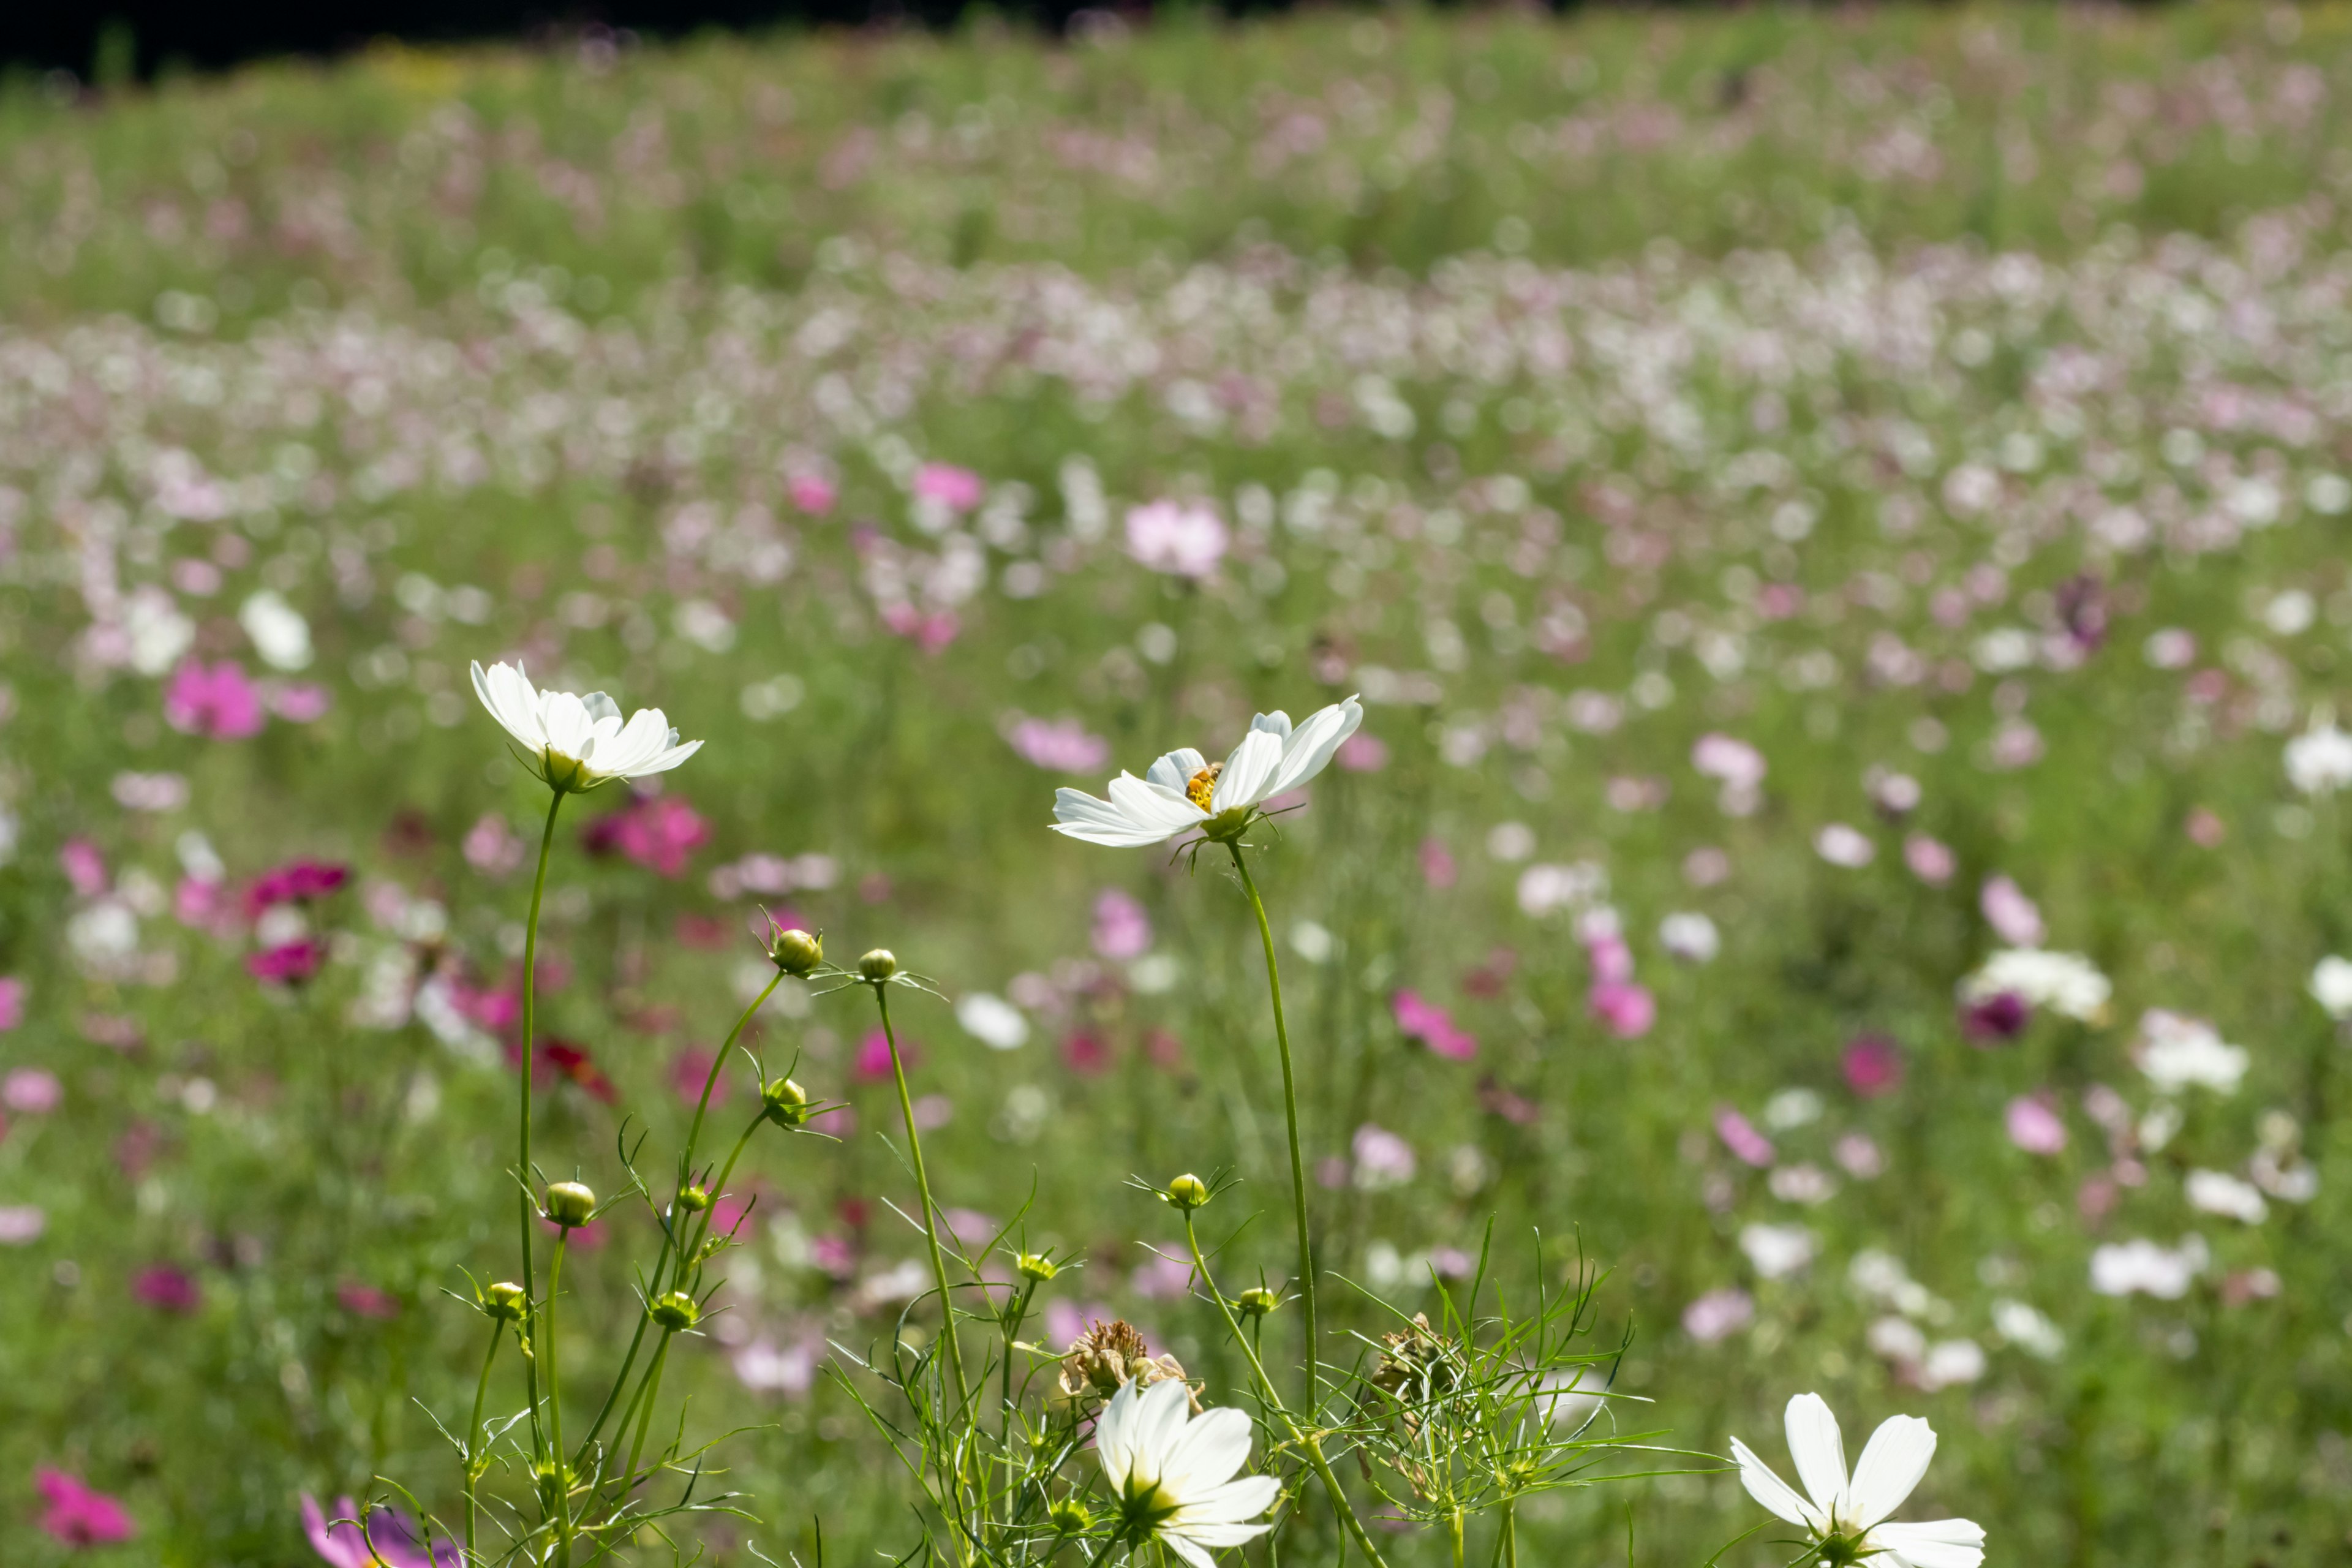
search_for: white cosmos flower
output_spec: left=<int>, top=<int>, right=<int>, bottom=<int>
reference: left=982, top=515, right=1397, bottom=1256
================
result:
left=1052, top=697, right=1362, bottom=848
left=470, top=660, right=702, bottom=793
left=1731, top=1393, right=1985, bottom=1568
left=1096, top=1376, right=1277, bottom=1567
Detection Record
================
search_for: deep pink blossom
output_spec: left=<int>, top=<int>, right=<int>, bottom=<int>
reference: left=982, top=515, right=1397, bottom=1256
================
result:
left=133, top=1265, right=202, bottom=1313
left=1061, top=1031, right=1111, bottom=1074
left=1392, top=989, right=1476, bottom=1060
left=336, top=1282, right=402, bottom=1320
left=670, top=1048, right=730, bottom=1108
left=854, top=1030, right=909, bottom=1082
left=1588, top=981, right=1656, bottom=1038
left=247, top=939, right=328, bottom=985
left=1842, top=1034, right=1904, bottom=1096
left=164, top=658, right=265, bottom=739
left=249, top=859, right=350, bottom=911
left=37, top=1469, right=135, bottom=1545
left=583, top=795, right=709, bottom=878
left=1962, top=991, right=2030, bottom=1043
left=913, top=462, right=985, bottom=511
left=1713, top=1106, right=1775, bottom=1168
left=301, top=1493, right=455, bottom=1568
left=788, top=473, right=838, bottom=514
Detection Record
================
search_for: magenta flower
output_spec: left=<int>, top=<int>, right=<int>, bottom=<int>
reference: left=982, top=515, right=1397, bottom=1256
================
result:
left=854, top=1030, right=908, bottom=1082
left=247, top=939, right=328, bottom=986
left=1090, top=889, right=1153, bottom=960
left=249, top=859, right=351, bottom=911
left=163, top=658, right=265, bottom=739
left=912, top=462, right=985, bottom=512
left=36, top=1468, right=135, bottom=1545
left=1123, top=499, right=1229, bottom=579
left=300, top=1493, right=456, bottom=1568
left=1008, top=717, right=1112, bottom=774
left=1392, top=989, right=1477, bottom=1060
left=788, top=473, right=839, bottom=514
left=1713, top=1106, right=1776, bottom=1168
left=1588, top=981, right=1657, bottom=1039
left=59, top=839, right=108, bottom=898
left=1961, top=991, right=2030, bottom=1043
left=669, top=1048, right=730, bottom=1108
left=336, top=1281, right=402, bottom=1320
left=132, top=1265, right=202, bottom=1314
left=1061, top=1031, right=1111, bottom=1074
left=2005, top=1095, right=2068, bottom=1156
left=584, top=794, right=709, bottom=878
left=1841, top=1034, right=1904, bottom=1097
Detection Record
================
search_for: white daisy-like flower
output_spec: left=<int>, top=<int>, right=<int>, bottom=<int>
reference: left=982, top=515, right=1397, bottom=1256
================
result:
left=1095, top=1376, right=1278, bottom=1567
left=2285, top=709, right=2352, bottom=796
left=470, top=660, right=702, bottom=793
left=1052, top=698, right=1362, bottom=848
left=1732, top=1392, right=1985, bottom=1568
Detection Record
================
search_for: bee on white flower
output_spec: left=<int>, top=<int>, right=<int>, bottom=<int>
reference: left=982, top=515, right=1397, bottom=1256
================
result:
left=1052, top=698, right=1362, bottom=848
left=470, top=660, right=702, bottom=793
left=1093, top=1376, right=1278, bottom=1566
left=1732, top=1392, right=1985, bottom=1568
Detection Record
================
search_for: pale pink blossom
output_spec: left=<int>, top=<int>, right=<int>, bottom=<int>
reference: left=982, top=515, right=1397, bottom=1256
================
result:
left=1124, top=499, right=1229, bottom=578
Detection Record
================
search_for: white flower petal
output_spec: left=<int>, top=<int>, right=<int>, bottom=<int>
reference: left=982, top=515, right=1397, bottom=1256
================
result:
left=581, top=691, right=623, bottom=725
left=1250, top=710, right=1294, bottom=739
left=1052, top=790, right=1175, bottom=847
left=1159, top=1536, right=1215, bottom=1568
left=1212, top=726, right=1284, bottom=812
left=1107, top=774, right=1206, bottom=830
left=1848, top=1415, right=1936, bottom=1529
left=1169, top=1473, right=1279, bottom=1525
left=1145, top=748, right=1209, bottom=793
left=1730, top=1436, right=1821, bottom=1529
left=1159, top=1405, right=1254, bottom=1494
left=631, top=739, right=704, bottom=777
left=1170, top=1518, right=1275, bottom=1547
left=1262, top=695, right=1363, bottom=798
left=1869, top=1520, right=1985, bottom=1568
left=1096, top=1379, right=1143, bottom=1488
left=1784, top=1392, right=1850, bottom=1521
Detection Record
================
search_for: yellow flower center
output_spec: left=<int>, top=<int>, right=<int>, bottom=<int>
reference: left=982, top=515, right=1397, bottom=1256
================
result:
left=1185, top=763, right=1222, bottom=812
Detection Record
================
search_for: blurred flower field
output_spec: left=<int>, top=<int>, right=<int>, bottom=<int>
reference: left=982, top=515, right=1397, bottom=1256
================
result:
left=4, top=4, right=2352, bottom=1562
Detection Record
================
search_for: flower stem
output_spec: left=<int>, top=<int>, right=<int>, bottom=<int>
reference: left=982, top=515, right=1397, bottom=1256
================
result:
left=622, top=1333, right=673, bottom=1491
left=517, top=789, right=564, bottom=1457
left=1449, top=1507, right=1466, bottom=1568
left=545, top=1232, right=575, bottom=1567
left=875, top=984, right=968, bottom=1411
left=462, top=1325, right=501, bottom=1567
left=1226, top=842, right=1319, bottom=1417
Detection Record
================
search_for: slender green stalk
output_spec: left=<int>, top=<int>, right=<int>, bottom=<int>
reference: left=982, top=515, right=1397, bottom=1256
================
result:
left=545, top=1234, right=575, bottom=1567
left=875, top=985, right=969, bottom=1409
left=1226, top=843, right=1320, bottom=1416
left=1501, top=1499, right=1518, bottom=1568
left=1180, top=1215, right=1392, bottom=1568
left=462, top=1327, right=501, bottom=1567
left=1449, top=1507, right=1466, bottom=1568
left=622, top=1334, right=674, bottom=1491
left=517, top=790, right=564, bottom=1454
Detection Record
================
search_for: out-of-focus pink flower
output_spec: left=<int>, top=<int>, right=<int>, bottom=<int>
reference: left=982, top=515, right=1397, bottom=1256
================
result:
left=0, top=1205, right=47, bottom=1243
left=1962, top=991, right=2030, bottom=1043
left=1123, top=499, right=1229, bottom=579
left=1842, top=1034, right=1903, bottom=1097
left=1090, top=889, right=1152, bottom=960
left=671, top=1049, right=729, bottom=1109
left=301, top=1493, right=454, bottom=1568
left=788, top=473, right=839, bottom=515
left=175, top=876, right=230, bottom=929
left=249, top=859, right=350, bottom=911
left=134, top=1265, right=202, bottom=1314
left=1008, top=717, right=1110, bottom=774
left=247, top=939, right=328, bottom=986
left=2185, top=809, right=2226, bottom=848
left=583, top=795, right=709, bottom=878
left=809, top=1232, right=859, bottom=1278
left=734, top=1332, right=822, bottom=1395
left=1834, top=1132, right=1885, bottom=1178
left=1814, top=824, right=1876, bottom=868
left=336, top=1281, right=402, bottom=1319
left=1713, top=1106, right=1775, bottom=1168
left=0, top=978, right=23, bottom=1031
left=913, top=462, right=985, bottom=512
left=1980, top=876, right=2045, bottom=946
left=1131, top=1253, right=1195, bottom=1298
left=1351, top=1123, right=1417, bottom=1188
left=269, top=683, right=331, bottom=723
left=1588, top=981, right=1656, bottom=1038
left=37, top=1468, right=135, bottom=1546
left=3, top=1068, right=61, bottom=1114
left=1392, top=989, right=1476, bottom=1060
left=463, top=813, right=525, bottom=876
left=164, top=658, right=265, bottom=738
left=60, top=840, right=108, bottom=899
left=1418, top=838, right=1457, bottom=889
left=1061, top=1031, right=1111, bottom=1074
left=1682, top=1287, right=1755, bottom=1343
left=1692, top=733, right=1766, bottom=813
left=854, top=1030, right=905, bottom=1082
left=1903, top=834, right=1957, bottom=885
left=880, top=603, right=960, bottom=655
left=2005, top=1095, right=2068, bottom=1155
left=1585, top=935, right=1635, bottom=986
left=1315, top=727, right=1383, bottom=773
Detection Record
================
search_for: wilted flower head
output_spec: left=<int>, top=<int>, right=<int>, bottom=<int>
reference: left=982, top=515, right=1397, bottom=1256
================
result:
left=1052, top=697, right=1362, bottom=847
left=470, top=660, right=701, bottom=794
left=1060, top=1318, right=1194, bottom=1406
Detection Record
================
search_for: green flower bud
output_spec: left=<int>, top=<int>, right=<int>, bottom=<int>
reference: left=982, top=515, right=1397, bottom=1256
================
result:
left=1236, top=1286, right=1281, bottom=1320
left=485, top=1281, right=527, bottom=1321
left=675, top=1185, right=713, bottom=1213
left=1017, top=1251, right=1060, bottom=1282
left=1047, top=1498, right=1092, bottom=1535
left=761, top=1076, right=813, bottom=1128
left=649, top=1291, right=701, bottom=1332
left=544, top=1180, right=597, bottom=1229
left=1165, top=1172, right=1211, bottom=1211
left=769, top=927, right=824, bottom=976
left=857, top=948, right=899, bottom=982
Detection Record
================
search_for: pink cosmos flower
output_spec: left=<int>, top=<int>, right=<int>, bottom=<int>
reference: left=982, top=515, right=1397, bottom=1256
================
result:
left=670, top=1049, right=730, bottom=1109
left=247, top=939, right=328, bottom=986
left=336, top=1282, right=402, bottom=1320
left=2005, top=1094, right=2068, bottom=1156
left=583, top=795, right=709, bottom=878
left=1841, top=1035, right=1903, bottom=1096
left=1123, top=499, right=1229, bottom=579
left=1980, top=875, right=2045, bottom=947
left=1682, top=1287, right=1755, bottom=1343
left=249, top=859, right=350, bottom=911
left=1090, top=889, right=1152, bottom=960
left=1352, top=1123, right=1417, bottom=1186
left=1418, top=839, right=1458, bottom=889
left=1713, top=1106, right=1775, bottom=1168
left=854, top=1030, right=907, bottom=1083
left=60, top=840, right=108, bottom=899
left=913, top=462, right=985, bottom=512
left=1903, top=834, right=1957, bottom=885
left=270, top=683, right=331, bottom=723
left=1962, top=992, right=2030, bottom=1043
left=1585, top=935, right=1635, bottom=986
left=1588, top=981, right=1656, bottom=1038
left=788, top=473, right=839, bottom=515
left=164, top=658, right=265, bottom=739
left=301, top=1493, right=456, bottom=1568
left=175, top=876, right=230, bottom=929
left=1335, top=731, right=1388, bottom=772
left=880, top=603, right=960, bottom=655
left=463, top=813, right=525, bottom=876
left=1131, top=1254, right=1196, bottom=1298
left=1392, top=989, right=1476, bottom=1060
left=3, top=1068, right=61, bottom=1114
left=1061, top=1031, right=1111, bottom=1074
left=0, top=977, right=23, bottom=1031
left=1008, top=717, right=1111, bottom=774
left=133, top=1265, right=202, bottom=1313
left=37, top=1469, right=135, bottom=1545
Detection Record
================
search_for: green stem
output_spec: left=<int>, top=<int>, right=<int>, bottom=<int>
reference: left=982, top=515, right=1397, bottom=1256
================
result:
left=622, top=1333, right=674, bottom=1491
left=1502, top=1499, right=1517, bottom=1568
left=876, top=984, right=968, bottom=1409
left=518, top=789, right=564, bottom=1455
left=463, top=1326, right=501, bottom=1568
left=1227, top=843, right=1319, bottom=1417
left=1449, top=1508, right=1466, bottom=1568
left=546, top=1234, right=575, bottom=1567
left=1181, top=1215, right=1391, bottom=1568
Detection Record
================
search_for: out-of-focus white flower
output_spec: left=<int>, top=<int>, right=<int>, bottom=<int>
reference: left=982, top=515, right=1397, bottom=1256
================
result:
left=1763, top=1088, right=1824, bottom=1129
left=470, top=660, right=701, bottom=793
left=1961, top=949, right=2111, bottom=1022
left=1517, top=861, right=1607, bottom=917
left=124, top=586, right=196, bottom=676
left=1768, top=1164, right=1838, bottom=1205
left=1918, top=1340, right=1986, bottom=1391
left=2309, top=956, right=2352, bottom=1020
left=2089, top=1235, right=2207, bottom=1298
left=1659, top=911, right=1721, bottom=962
left=1730, top=1393, right=1985, bottom=1568
left=2285, top=710, right=2352, bottom=796
left=1991, top=1300, right=2064, bottom=1359
left=955, top=993, right=1029, bottom=1050
left=1095, top=1376, right=1278, bottom=1567
left=239, top=589, right=314, bottom=671
left=1866, top=1315, right=1928, bottom=1365
left=1814, top=824, right=1876, bottom=868
left=2135, top=1010, right=2248, bottom=1095
left=2185, top=1170, right=2267, bottom=1224
left=1739, top=1223, right=1816, bottom=1280
left=1052, top=698, right=1361, bottom=848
